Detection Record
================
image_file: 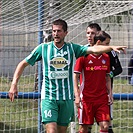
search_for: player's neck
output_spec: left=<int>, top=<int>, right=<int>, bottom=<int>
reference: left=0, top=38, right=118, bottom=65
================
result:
left=54, top=41, right=64, bottom=48
left=92, top=53, right=101, bottom=56
left=90, top=43, right=95, bottom=46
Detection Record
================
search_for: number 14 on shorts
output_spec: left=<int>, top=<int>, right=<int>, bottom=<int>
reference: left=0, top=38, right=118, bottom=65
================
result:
left=44, top=110, right=52, bottom=118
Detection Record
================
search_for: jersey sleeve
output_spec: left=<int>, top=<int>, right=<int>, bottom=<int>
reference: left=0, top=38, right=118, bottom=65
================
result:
left=108, top=50, right=123, bottom=77
left=25, top=44, right=43, bottom=66
left=71, top=43, right=88, bottom=58
left=74, top=57, right=84, bottom=73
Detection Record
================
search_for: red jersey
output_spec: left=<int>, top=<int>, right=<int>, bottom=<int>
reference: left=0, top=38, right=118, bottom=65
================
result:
left=74, top=53, right=110, bottom=102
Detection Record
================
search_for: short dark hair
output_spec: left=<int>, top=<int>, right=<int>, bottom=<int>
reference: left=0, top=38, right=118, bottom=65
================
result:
left=52, top=19, right=68, bottom=32
left=94, top=31, right=107, bottom=44
left=87, top=23, right=101, bottom=31
left=102, top=31, right=111, bottom=39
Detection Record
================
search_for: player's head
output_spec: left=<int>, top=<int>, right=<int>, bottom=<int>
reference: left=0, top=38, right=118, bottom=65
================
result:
left=102, top=31, right=111, bottom=46
left=52, top=19, right=68, bottom=32
left=52, top=19, right=68, bottom=44
left=94, top=31, right=108, bottom=45
left=86, top=23, right=101, bottom=46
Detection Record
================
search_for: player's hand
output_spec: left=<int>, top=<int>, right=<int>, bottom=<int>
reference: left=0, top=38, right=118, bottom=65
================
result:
left=9, top=83, right=18, bottom=102
left=108, top=94, right=113, bottom=105
left=111, top=46, right=127, bottom=54
left=75, top=96, right=82, bottom=109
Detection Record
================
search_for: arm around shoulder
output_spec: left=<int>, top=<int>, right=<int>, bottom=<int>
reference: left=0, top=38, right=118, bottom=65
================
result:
left=86, top=45, right=112, bottom=54
left=86, top=45, right=127, bottom=55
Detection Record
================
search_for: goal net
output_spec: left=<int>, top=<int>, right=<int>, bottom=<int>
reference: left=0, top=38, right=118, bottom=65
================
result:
left=1, top=0, right=133, bottom=132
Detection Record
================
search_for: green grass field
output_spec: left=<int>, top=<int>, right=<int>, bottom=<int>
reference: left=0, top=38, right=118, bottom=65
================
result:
left=0, top=76, right=133, bottom=133
left=0, top=76, right=38, bottom=133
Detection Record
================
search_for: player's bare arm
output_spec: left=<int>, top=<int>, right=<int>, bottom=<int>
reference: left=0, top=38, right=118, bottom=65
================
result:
left=87, top=45, right=127, bottom=55
left=9, top=60, right=29, bottom=102
left=74, top=73, right=81, bottom=109
left=106, top=74, right=113, bottom=105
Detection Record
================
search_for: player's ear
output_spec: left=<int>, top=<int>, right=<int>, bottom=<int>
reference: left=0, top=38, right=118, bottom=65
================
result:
left=95, top=40, right=101, bottom=45
left=65, top=31, right=68, bottom=35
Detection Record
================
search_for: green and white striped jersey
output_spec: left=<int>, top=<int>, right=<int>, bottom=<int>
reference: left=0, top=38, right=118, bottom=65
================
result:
left=25, top=41, right=88, bottom=100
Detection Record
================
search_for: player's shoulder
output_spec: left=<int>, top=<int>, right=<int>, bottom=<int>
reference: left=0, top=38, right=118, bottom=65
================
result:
left=44, top=41, right=53, bottom=45
left=65, top=41, right=79, bottom=47
left=40, top=42, right=54, bottom=49
left=103, top=53, right=109, bottom=58
left=40, top=41, right=52, bottom=46
left=109, top=50, right=117, bottom=57
left=76, top=56, right=85, bottom=62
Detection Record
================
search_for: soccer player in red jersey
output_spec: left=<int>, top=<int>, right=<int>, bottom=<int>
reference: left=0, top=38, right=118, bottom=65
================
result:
left=84, top=23, right=122, bottom=133
left=74, top=31, right=113, bottom=133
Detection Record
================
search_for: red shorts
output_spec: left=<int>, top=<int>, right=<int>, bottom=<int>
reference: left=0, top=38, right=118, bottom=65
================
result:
left=78, top=101, right=110, bottom=125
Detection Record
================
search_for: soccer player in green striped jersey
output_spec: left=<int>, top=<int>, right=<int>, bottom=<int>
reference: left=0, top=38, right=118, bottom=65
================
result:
left=9, top=19, right=126, bottom=133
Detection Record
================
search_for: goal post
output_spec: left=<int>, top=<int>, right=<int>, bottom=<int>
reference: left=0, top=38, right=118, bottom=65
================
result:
left=1, top=92, right=133, bottom=100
